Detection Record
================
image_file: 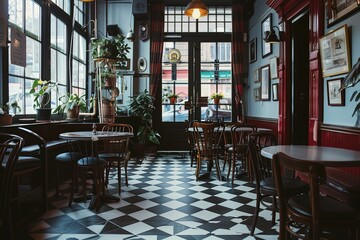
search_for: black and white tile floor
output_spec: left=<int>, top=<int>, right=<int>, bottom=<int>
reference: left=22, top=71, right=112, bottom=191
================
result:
left=25, top=152, right=279, bottom=240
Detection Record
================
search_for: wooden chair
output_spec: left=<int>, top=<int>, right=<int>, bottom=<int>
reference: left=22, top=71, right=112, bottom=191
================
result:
left=272, top=152, right=360, bottom=240
left=54, top=141, right=84, bottom=206
left=185, top=120, right=197, bottom=167
left=0, top=133, right=23, bottom=239
left=99, top=123, right=133, bottom=194
left=12, top=127, right=47, bottom=228
left=192, top=121, right=223, bottom=181
left=227, top=123, right=257, bottom=184
left=247, top=133, right=308, bottom=236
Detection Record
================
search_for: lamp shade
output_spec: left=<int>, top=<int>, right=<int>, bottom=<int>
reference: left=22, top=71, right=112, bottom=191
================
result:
left=80, top=0, right=95, bottom=2
left=184, top=0, right=208, bottom=19
left=265, top=29, right=280, bottom=43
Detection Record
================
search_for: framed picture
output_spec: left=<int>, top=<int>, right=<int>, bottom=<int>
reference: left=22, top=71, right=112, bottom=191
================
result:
left=261, top=13, right=272, bottom=58
left=272, top=83, right=279, bottom=101
left=249, top=38, right=257, bottom=63
left=254, top=87, right=261, bottom=101
left=254, top=68, right=260, bottom=83
left=326, top=0, right=360, bottom=27
left=269, top=56, right=278, bottom=79
left=319, top=25, right=351, bottom=77
left=327, top=78, right=345, bottom=106
left=261, top=65, right=270, bottom=100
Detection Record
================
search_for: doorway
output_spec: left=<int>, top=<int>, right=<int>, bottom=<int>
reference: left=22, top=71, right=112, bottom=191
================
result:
left=159, top=40, right=232, bottom=150
left=291, top=11, right=309, bottom=145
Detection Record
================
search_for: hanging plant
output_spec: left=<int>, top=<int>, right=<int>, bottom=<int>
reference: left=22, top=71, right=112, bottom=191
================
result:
left=91, top=34, right=130, bottom=63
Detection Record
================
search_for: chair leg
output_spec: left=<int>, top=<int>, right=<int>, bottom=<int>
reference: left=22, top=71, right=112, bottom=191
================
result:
left=271, top=196, right=276, bottom=225
left=124, top=162, right=128, bottom=187
left=195, top=156, right=201, bottom=181
left=118, top=163, right=121, bottom=194
left=214, top=157, right=222, bottom=181
left=251, top=194, right=261, bottom=236
left=55, top=162, right=60, bottom=198
left=231, top=153, right=236, bottom=185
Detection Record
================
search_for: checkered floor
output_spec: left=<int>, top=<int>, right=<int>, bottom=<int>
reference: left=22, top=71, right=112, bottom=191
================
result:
left=24, top=152, right=279, bottom=239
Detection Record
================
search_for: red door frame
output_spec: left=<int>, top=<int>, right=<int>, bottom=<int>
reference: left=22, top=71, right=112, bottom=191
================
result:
left=266, top=0, right=324, bottom=145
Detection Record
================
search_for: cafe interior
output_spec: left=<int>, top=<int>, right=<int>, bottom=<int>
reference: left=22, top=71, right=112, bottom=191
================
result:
left=1, top=0, right=360, bottom=239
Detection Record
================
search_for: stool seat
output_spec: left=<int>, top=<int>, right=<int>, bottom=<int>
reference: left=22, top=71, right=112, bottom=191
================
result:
left=56, top=152, right=83, bottom=162
left=77, top=157, right=106, bottom=166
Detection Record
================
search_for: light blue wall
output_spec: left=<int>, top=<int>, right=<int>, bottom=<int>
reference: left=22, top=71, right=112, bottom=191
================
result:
left=323, top=11, right=360, bottom=127
left=246, top=0, right=279, bottom=119
left=97, top=0, right=150, bottom=106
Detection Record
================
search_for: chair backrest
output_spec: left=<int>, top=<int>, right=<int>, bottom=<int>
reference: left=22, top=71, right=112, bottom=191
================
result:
left=101, top=123, right=134, bottom=156
left=229, top=123, right=257, bottom=152
left=249, top=132, right=277, bottom=150
left=272, top=152, right=324, bottom=228
left=0, top=133, right=24, bottom=225
left=192, top=121, right=223, bottom=160
left=248, top=135, right=277, bottom=188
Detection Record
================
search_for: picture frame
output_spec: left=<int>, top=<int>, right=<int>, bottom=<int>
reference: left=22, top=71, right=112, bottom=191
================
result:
left=272, top=83, right=279, bottom=101
left=327, top=78, right=345, bottom=106
left=261, top=65, right=270, bottom=101
left=254, top=68, right=260, bottom=83
left=254, top=87, right=261, bottom=101
left=249, top=38, right=257, bottom=63
left=269, top=56, right=278, bottom=79
left=319, top=25, right=351, bottom=77
left=261, top=13, right=272, bottom=58
left=326, top=0, right=360, bottom=27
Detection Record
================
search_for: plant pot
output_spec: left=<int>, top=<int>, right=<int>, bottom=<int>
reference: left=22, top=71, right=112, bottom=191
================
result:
left=169, top=97, right=177, bottom=105
left=36, top=108, right=52, bottom=120
left=0, top=114, right=13, bottom=126
left=130, top=142, right=146, bottom=161
left=66, top=106, right=80, bottom=120
left=213, top=97, right=220, bottom=105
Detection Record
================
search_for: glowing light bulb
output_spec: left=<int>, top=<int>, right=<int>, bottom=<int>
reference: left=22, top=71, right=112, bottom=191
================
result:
left=192, top=9, right=201, bottom=19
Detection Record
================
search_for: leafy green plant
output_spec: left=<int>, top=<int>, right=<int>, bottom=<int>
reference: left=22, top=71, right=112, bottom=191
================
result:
left=91, top=35, right=130, bottom=67
left=167, top=93, right=179, bottom=98
left=128, top=90, right=161, bottom=145
left=210, top=92, right=224, bottom=99
left=53, top=93, right=87, bottom=114
left=29, top=79, right=58, bottom=109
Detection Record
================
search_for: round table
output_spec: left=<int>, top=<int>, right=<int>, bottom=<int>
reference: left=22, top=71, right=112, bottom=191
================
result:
left=261, top=145, right=360, bottom=167
left=60, top=131, right=133, bottom=210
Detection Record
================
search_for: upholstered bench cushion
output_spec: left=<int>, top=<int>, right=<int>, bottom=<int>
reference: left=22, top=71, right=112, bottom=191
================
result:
left=16, top=156, right=42, bottom=171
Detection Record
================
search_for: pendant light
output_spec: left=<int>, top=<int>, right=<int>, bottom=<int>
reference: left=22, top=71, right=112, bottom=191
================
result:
left=184, top=0, right=208, bottom=19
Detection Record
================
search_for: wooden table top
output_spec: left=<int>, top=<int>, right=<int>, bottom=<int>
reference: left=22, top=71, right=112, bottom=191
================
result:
left=261, top=145, right=360, bottom=167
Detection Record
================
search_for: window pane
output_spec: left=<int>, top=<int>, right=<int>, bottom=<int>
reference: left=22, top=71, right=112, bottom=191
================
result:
left=58, top=52, right=67, bottom=84
left=25, top=0, right=41, bottom=39
left=25, top=37, right=41, bottom=79
left=9, top=0, right=23, bottom=28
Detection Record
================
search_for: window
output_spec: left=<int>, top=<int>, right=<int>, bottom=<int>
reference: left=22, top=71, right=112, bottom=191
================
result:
left=51, top=14, right=67, bottom=108
left=72, top=31, right=86, bottom=97
left=51, top=0, right=71, bottom=15
left=8, top=0, right=87, bottom=115
left=164, top=6, right=232, bottom=33
left=8, top=0, right=42, bottom=114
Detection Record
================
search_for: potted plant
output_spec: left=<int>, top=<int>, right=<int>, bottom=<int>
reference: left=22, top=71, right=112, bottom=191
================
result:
left=53, top=93, right=86, bottom=120
left=29, top=79, right=58, bottom=120
left=167, top=93, right=179, bottom=104
left=0, top=104, right=12, bottom=126
left=128, top=90, right=161, bottom=157
left=91, top=34, right=130, bottom=67
left=211, top=92, right=224, bottom=105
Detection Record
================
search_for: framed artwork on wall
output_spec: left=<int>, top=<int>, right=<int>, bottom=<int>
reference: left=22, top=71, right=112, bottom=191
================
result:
left=325, top=0, right=360, bottom=27
left=249, top=38, right=257, bottom=63
left=261, top=13, right=272, bottom=58
left=254, top=68, right=260, bottom=83
left=327, top=78, right=345, bottom=106
left=254, top=87, right=261, bottom=101
left=272, top=83, right=278, bottom=101
left=261, top=65, right=270, bottom=100
left=269, top=56, right=278, bottom=79
left=319, top=25, right=351, bottom=77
